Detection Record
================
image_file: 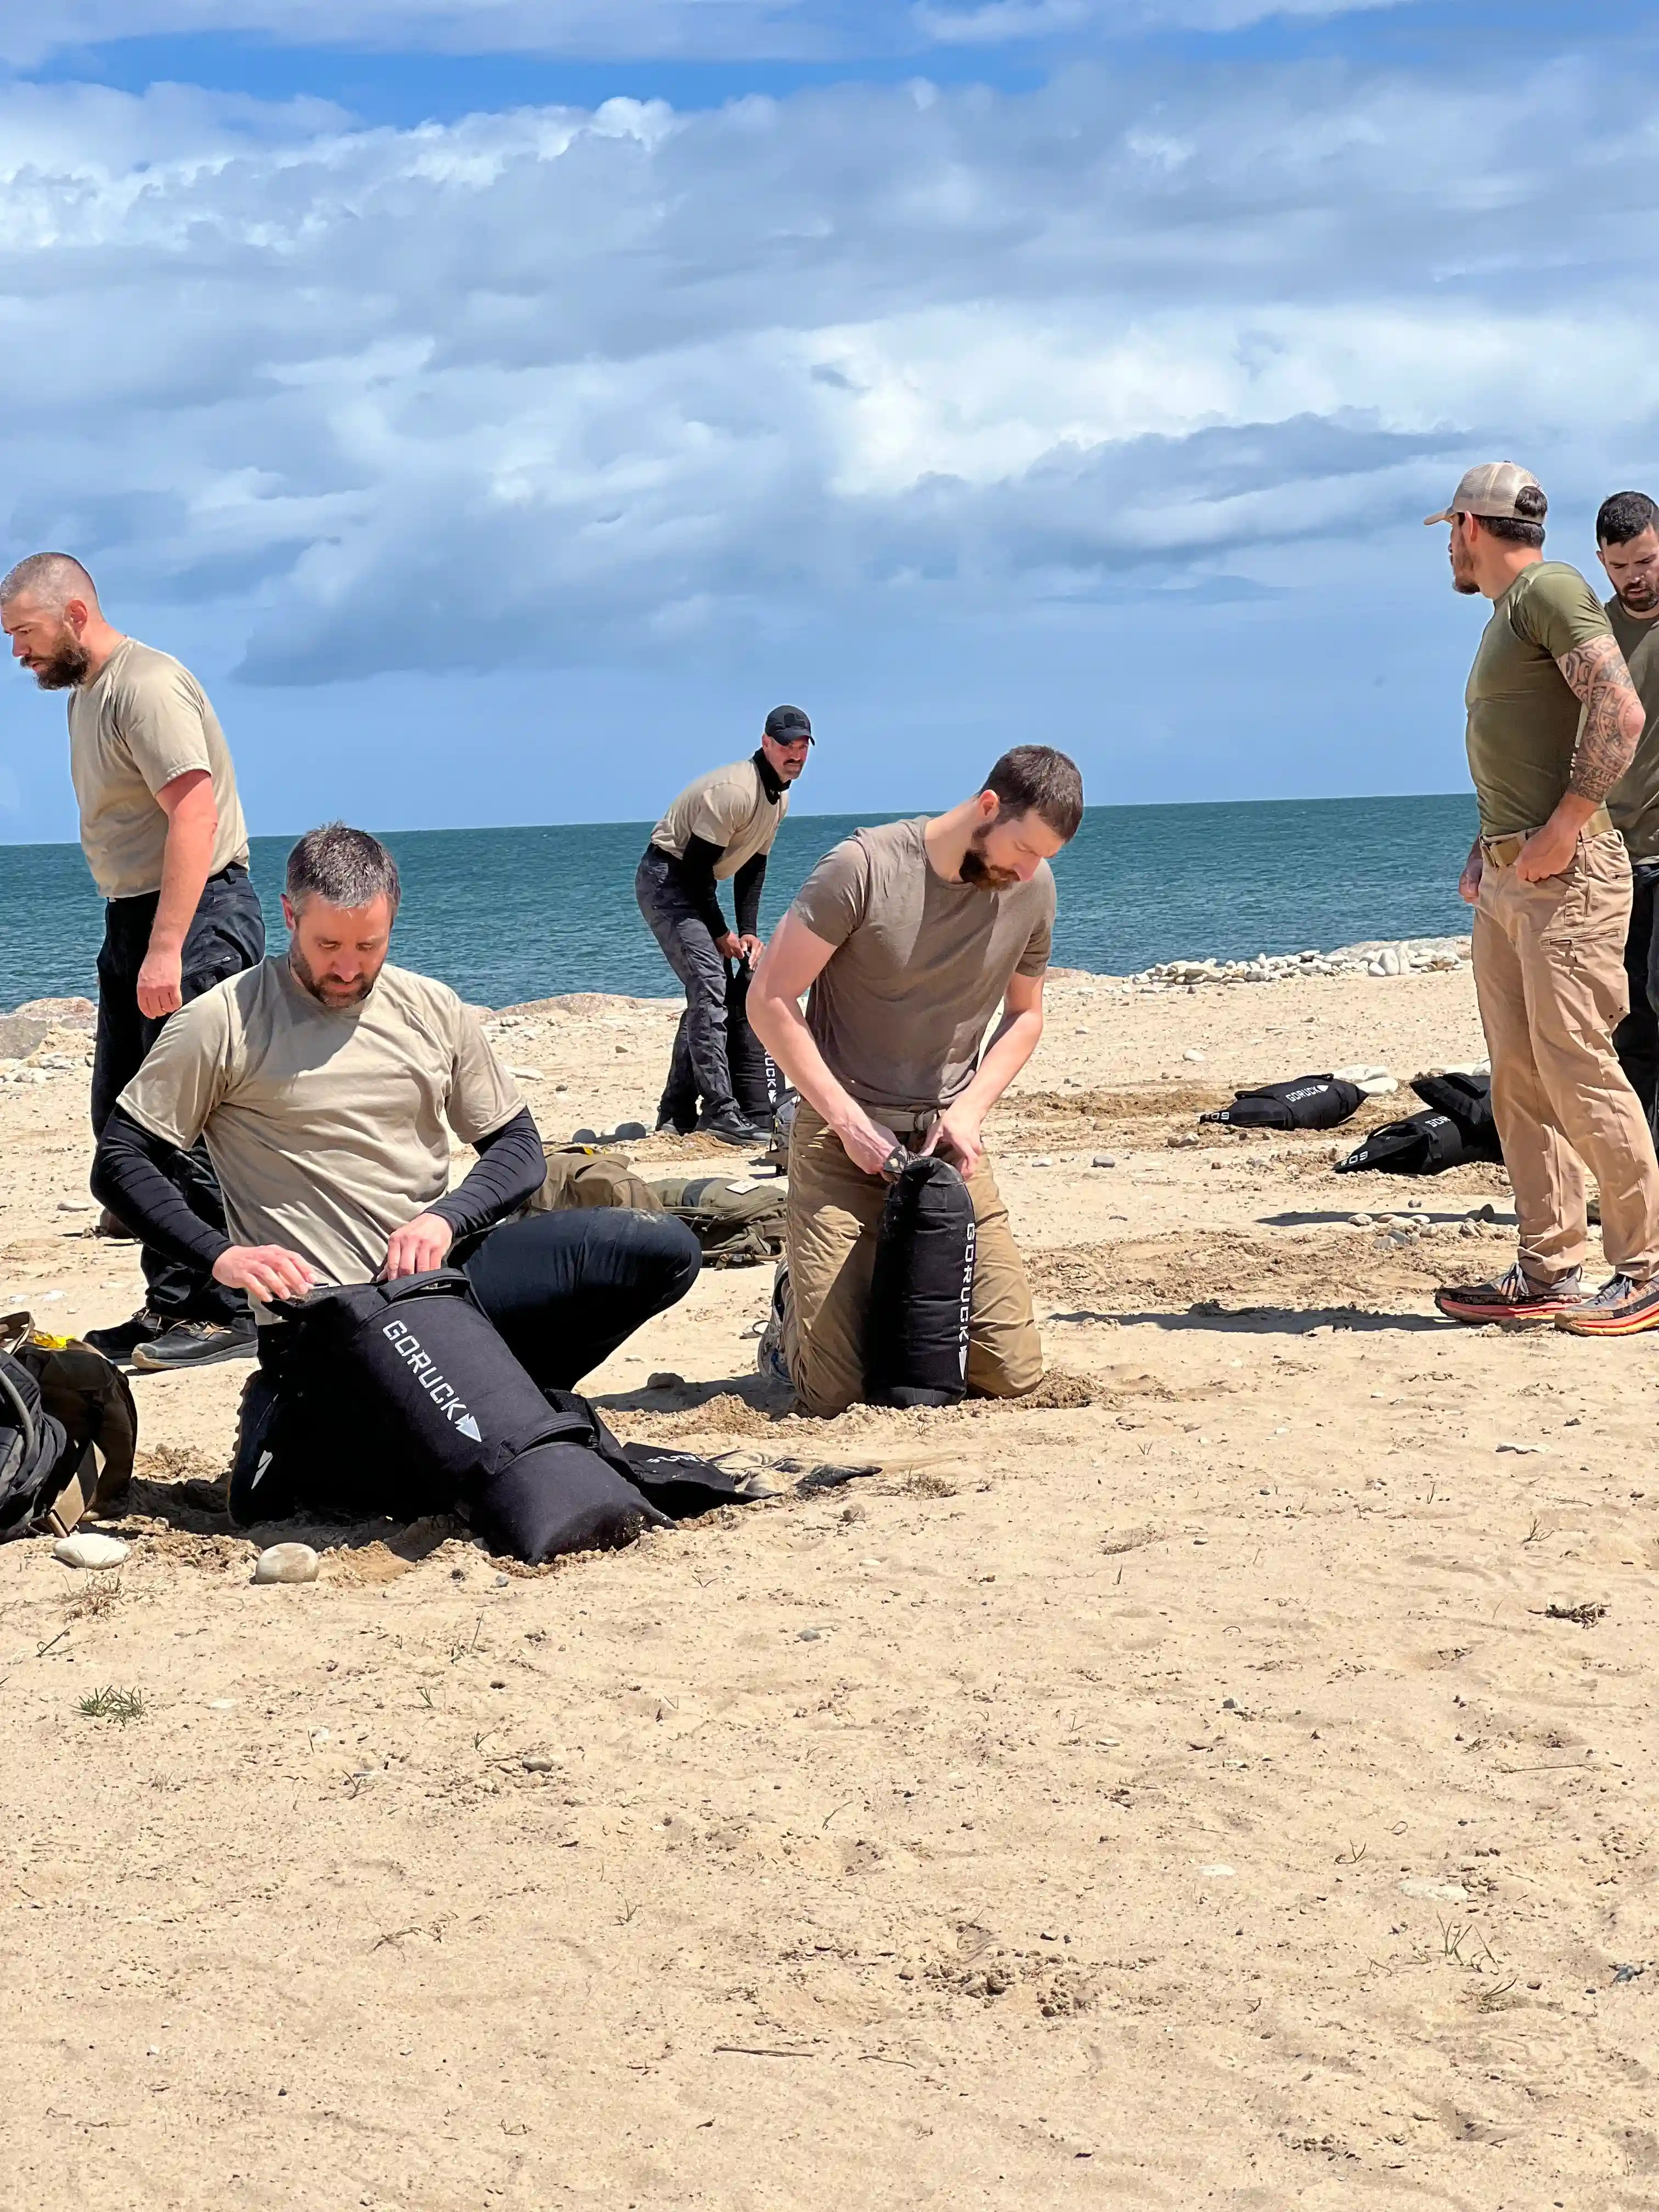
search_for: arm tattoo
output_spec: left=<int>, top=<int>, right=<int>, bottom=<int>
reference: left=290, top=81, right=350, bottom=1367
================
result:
left=1560, top=635, right=1644, bottom=802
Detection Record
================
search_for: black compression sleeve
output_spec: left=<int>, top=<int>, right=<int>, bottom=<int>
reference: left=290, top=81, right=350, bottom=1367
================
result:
left=427, top=1108, right=548, bottom=1242
left=673, top=836, right=732, bottom=941
left=92, top=1107, right=232, bottom=1274
left=732, top=851, right=766, bottom=938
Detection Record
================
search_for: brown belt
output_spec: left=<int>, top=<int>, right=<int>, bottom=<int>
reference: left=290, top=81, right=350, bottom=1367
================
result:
left=1482, top=805, right=1613, bottom=870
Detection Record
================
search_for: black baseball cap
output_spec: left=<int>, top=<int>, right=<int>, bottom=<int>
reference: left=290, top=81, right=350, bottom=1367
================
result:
left=764, top=703, right=814, bottom=744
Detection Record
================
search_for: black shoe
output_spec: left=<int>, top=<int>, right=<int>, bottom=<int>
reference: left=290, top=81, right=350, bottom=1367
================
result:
left=696, top=1105, right=765, bottom=1148
left=131, top=1315, right=258, bottom=1372
left=655, top=1115, right=696, bottom=1137
left=82, top=1308, right=167, bottom=1364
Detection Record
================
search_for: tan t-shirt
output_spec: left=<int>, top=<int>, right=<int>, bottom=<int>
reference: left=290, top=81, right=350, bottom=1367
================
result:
left=68, top=638, right=250, bottom=899
left=650, top=758, right=787, bottom=878
left=119, top=958, right=522, bottom=1307
left=1464, top=563, right=1612, bottom=837
left=1606, top=595, right=1659, bottom=865
left=791, top=816, right=1055, bottom=1115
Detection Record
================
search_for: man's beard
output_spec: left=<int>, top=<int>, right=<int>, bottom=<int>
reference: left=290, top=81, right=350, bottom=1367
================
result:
left=289, top=941, right=373, bottom=1008
left=28, top=637, right=92, bottom=690
left=1450, top=552, right=1481, bottom=597
left=1620, top=579, right=1659, bottom=615
left=959, top=837, right=1020, bottom=891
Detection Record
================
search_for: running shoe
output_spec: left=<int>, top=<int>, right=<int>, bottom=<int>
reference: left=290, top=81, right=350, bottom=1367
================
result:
left=697, top=1105, right=766, bottom=1148
left=757, top=1266, right=792, bottom=1387
left=82, top=1308, right=167, bottom=1363
left=1554, top=1273, right=1659, bottom=1336
left=1434, top=1264, right=1583, bottom=1327
left=131, top=1315, right=258, bottom=1371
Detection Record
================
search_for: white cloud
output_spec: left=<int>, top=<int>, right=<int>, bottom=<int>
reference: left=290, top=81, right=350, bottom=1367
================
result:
left=0, top=52, right=1651, bottom=702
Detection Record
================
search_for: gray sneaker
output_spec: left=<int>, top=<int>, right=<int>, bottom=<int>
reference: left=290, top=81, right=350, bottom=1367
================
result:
left=757, top=1266, right=791, bottom=1387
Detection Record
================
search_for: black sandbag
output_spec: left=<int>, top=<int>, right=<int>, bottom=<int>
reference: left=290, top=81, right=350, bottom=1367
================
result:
left=240, top=1274, right=661, bottom=1561
left=620, top=1440, right=765, bottom=1516
left=1200, top=1074, right=1364, bottom=1131
left=725, top=959, right=778, bottom=1125
left=865, top=1156, right=977, bottom=1409
left=1334, top=1110, right=1468, bottom=1177
left=1410, top=1071, right=1502, bottom=1162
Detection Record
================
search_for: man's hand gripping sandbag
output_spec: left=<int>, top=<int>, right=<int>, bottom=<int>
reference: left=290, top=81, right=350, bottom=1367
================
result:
left=236, top=1271, right=667, bottom=1563
left=864, top=1155, right=977, bottom=1408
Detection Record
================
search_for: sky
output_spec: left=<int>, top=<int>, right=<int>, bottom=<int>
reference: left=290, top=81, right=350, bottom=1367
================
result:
left=0, top=0, right=1654, bottom=842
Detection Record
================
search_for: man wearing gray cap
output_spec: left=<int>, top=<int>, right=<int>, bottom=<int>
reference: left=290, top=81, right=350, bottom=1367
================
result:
left=1427, top=463, right=1659, bottom=1335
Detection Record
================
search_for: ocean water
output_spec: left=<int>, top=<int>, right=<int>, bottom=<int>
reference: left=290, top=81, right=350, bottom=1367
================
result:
left=0, top=793, right=1478, bottom=1011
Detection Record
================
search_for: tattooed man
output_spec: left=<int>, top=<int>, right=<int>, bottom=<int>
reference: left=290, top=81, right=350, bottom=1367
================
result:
left=1428, top=464, right=1659, bottom=1335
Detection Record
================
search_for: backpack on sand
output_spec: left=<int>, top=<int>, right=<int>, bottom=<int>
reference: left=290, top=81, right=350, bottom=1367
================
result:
left=1200, top=1075, right=1364, bottom=1131
left=644, top=1171, right=787, bottom=1268
left=526, top=1144, right=664, bottom=1216
left=0, top=1313, right=138, bottom=1538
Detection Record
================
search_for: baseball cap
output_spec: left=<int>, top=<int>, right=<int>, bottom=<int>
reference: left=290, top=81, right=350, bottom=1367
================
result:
left=764, top=703, right=814, bottom=744
left=1424, top=462, right=1545, bottom=526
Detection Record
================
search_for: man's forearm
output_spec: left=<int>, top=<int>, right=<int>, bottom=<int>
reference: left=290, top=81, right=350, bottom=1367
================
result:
left=150, top=805, right=217, bottom=956
left=92, top=1107, right=232, bottom=1272
left=750, top=992, right=861, bottom=1131
left=1561, top=638, right=1645, bottom=803
left=952, top=1008, right=1045, bottom=1125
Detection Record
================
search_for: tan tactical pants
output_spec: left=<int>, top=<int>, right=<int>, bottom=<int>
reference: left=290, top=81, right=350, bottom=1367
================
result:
left=1473, top=827, right=1659, bottom=1284
left=782, top=1101, right=1044, bottom=1418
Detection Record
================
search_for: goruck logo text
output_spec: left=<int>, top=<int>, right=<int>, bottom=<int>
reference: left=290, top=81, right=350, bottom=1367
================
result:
left=381, top=1318, right=483, bottom=1442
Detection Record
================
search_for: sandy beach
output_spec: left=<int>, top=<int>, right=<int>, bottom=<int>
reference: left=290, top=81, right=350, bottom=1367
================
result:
left=4, top=957, right=1657, bottom=2210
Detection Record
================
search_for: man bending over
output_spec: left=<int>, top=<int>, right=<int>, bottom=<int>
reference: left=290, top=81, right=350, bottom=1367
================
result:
left=91, top=824, right=701, bottom=1498
left=747, top=746, right=1083, bottom=1417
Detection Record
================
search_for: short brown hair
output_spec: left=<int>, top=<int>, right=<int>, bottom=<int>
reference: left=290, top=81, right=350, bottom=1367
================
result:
left=982, top=746, right=1084, bottom=841
left=286, top=822, right=402, bottom=918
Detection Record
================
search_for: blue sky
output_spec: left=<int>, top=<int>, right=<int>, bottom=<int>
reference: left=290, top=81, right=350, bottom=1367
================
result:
left=1, top=0, right=1655, bottom=842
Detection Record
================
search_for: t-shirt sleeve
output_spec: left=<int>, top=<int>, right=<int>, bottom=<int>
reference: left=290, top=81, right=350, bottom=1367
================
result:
left=118, top=987, right=234, bottom=1150
left=1511, top=570, right=1612, bottom=661
left=790, top=837, right=871, bottom=948
left=444, top=1001, right=525, bottom=1145
left=1015, top=872, right=1056, bottom=978
left=686, top=772, right=749, bottom=850
left=119, top=664, right=216, bottom=795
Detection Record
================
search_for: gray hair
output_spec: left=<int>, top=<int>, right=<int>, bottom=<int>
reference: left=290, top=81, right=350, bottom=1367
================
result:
left=285, top=822, right=402, bottom=919
left=0, top=551, right=99, bottom=611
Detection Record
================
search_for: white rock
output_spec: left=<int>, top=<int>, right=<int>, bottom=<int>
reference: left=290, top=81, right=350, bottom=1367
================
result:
left=1031, top=1155, right=1053, bottom=1168
left=1183, top=1048, right=1205, bottom=1063
left=53, top=1533, right=128, bottom=1570
left=253, top=1542, right=320, bottom=1585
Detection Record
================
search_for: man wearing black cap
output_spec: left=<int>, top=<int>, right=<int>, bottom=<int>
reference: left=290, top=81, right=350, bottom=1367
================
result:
left=635, top=706, right=813, bottom=1146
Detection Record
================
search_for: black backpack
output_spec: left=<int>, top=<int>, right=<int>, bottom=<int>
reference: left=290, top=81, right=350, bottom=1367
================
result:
left=0, top=1350, right=72, bottom=1538
left=1200, top=1075, right=1364, bottom=1131
left=1336, top=1110, right=1475, bottom=1177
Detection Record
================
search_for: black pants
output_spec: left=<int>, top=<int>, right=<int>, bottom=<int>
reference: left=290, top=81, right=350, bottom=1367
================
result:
left=635, top=846, right=735, bottom=1124
left=1616, top=859, right=1659, bottom=1138
left=255, top=1208, right=700, bottom=1391
left=92, top=865, right=266, bottom=1323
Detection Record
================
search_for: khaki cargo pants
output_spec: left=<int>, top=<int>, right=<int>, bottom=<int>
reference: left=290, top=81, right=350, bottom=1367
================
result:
left=782, top=1101, right=1044, bottom=1418
left=1473, top=827, right=1659, bottom=1284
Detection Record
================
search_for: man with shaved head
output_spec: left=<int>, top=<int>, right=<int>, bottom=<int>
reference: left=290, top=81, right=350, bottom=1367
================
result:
left=2, top=552, right=265, bottom=1370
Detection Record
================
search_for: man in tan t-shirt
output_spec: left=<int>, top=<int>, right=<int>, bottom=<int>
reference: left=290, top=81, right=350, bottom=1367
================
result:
left=748, top=745, right=1083, bottom=1418
left=1, top=551, right=264, bottom=1370
left=1594, top=491, right=1659, bottom=1131
left=90, top=825, right=701, bottom=1507
left=635, top=705, right=812, bottom=1145
left=1424, top=465, right=1659, bottom=1338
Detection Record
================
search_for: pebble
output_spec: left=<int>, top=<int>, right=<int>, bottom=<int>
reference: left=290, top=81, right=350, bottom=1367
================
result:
left=1348, top=1214, right=1373, bottom=1227
left=1031, top=1155, right=1053, bottom=1169
left=253, top=1542, right=320, bottom=1585
left=56, top=1200, right=95, bottom=1214
left=1183, top=1049, right=1205, bottom=1063
left=1092, top=1155, right=1116, bottom=1168
left=798, top=1628, right=825, bottom=1642
left=522, top=1756, right=557, bottom=1773
left=646, top=1371, right=686, bottom=1390
left=53, top=1533, right=128, bottom=1570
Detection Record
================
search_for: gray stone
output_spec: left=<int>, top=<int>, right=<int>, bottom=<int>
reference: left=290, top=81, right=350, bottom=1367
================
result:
left=53, top=1533, right=128, bottom=1570
left=0, top=1014, right=52, bottom=1059
left=1092, top=1155, right=1116, bottom=1169
left=253, top=1542, right=320, bottom=1585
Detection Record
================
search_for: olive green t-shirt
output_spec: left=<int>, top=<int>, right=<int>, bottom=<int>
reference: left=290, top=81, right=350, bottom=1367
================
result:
left=791, top=816, right=1055, bottom=1116
left=119, top=958, right=522, bottom=1310
left=67, top=638, right=250, bottom=900
left=651, top=758, right=788, bottom=879
left=1605, top=595, right=1659, bottom=864
left=1464, top=563, right=1611, bottom=837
